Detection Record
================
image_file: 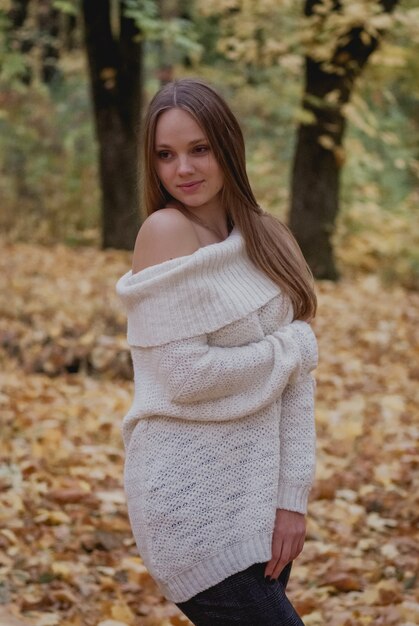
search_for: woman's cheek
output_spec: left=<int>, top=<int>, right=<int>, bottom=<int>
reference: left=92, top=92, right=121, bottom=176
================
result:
left=159, top=167, right=174, bottom=191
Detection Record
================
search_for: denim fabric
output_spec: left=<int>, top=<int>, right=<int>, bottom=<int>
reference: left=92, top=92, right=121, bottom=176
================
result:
left=175, top=561, right=305, bottom=625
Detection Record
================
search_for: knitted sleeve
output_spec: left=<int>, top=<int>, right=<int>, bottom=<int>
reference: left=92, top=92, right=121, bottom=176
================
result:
left=255, top=295, right=317, bottom=513
left=154, top=320, right=318, bottom=421
left=276, top=374, right=317, bottom=514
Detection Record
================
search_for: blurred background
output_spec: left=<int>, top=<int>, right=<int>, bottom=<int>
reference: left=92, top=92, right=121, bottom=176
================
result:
left=1, top=0, right=418, bottom=285
left=1, top=2, right=418, bottom=625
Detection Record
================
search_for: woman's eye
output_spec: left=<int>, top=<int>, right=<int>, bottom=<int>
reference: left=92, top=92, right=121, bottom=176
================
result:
left=194, top=145, right=209, bottom=154
left=157, top=151, right=172, bottom=160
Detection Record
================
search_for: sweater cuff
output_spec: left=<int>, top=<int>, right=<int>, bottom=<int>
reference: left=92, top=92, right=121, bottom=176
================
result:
left=276, top=481, right=311, bottom=514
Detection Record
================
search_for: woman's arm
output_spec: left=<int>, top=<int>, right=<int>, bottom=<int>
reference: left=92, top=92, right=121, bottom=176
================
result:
left=152, top=320, right=317, bottom=420
left=127, top=313, right=317, bottom=425
left=276, top=374, right=317, bottom=513
left=255, top=288, right=317, bottom=511
left=265, top=374, right=316, bottom=581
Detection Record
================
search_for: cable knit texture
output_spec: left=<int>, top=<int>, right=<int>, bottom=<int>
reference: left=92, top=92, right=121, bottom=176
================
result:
left=115, top=225, right=318, bottom=603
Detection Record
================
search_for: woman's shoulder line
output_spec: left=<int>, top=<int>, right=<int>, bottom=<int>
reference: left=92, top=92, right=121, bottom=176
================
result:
left=132, top=208, right=201, bottom=275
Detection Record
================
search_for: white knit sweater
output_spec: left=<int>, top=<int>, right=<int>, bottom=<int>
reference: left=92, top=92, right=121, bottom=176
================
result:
left=115, top=224, right=318, bottom=603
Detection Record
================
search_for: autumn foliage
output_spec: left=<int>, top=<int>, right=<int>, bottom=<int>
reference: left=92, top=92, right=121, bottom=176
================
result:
left=1, top=238, right=418, bottom=626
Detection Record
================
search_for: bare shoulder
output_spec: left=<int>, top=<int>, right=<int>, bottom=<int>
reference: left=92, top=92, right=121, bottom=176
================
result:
left=132, top=208, right=201, bottom=274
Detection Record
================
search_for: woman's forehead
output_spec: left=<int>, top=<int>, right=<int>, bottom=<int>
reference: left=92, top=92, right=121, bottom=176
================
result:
left=155, top=108, right=206, bottom=145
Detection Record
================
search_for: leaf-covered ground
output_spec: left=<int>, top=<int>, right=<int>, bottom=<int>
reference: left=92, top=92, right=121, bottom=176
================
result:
left=1, top=239, right=418, bottom=626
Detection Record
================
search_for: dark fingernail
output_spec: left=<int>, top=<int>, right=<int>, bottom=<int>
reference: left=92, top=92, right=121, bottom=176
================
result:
left=265, top=575, right=276, bottom=584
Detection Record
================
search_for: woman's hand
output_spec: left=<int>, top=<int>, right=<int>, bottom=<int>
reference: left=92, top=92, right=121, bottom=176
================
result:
left=264, top=509, right=306, bottom=580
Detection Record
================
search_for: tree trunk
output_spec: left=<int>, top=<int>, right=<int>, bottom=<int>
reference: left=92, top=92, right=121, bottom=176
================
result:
left=82, top=0, right=143, bottom=250
left=289, top=0, right=399, bottom=280
left=37, top=0, right=61, bottom=84
left=8, top=0, right=63, bottom=85
left=61, top=13, right=79, bottom=52
left=156, top=0, right=176, bottom=84
left=7, top=0, right=32, bottom=84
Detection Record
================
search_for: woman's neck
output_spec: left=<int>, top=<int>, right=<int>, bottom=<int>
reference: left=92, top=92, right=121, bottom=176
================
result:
left=178, top=205, right=232, bottom=241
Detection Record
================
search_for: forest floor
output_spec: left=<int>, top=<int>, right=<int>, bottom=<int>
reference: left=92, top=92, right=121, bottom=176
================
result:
left=1, top=238, right=418, bottom=626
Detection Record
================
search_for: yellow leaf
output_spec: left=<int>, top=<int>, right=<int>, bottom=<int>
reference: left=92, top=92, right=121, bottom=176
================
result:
left=33, top=509, right=71, bottom=525
left=110, top=602, right=135, bottom=624
left=318, top=135, right=335, bottom=150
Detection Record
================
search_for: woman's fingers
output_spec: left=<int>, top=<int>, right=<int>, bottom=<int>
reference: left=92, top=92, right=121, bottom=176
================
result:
left=264, top=531, right=282, bottom=578
left=268, top=535, right=302, bottom=580
left=264, top=509, right=306, bottom=580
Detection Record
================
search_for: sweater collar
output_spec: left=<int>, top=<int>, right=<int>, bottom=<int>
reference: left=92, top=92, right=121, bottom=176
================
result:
left=116, top=225, right=282, bottom=346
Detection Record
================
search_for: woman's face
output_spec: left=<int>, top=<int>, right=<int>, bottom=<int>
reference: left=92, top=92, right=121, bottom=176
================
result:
left=154, top=108, right=224, bottom=215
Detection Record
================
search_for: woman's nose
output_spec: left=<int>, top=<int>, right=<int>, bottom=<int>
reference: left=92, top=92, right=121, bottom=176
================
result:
left=177, top=155, right=195, bottom=176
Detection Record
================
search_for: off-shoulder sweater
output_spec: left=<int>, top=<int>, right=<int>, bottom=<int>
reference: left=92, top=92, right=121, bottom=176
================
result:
left=115, top=224, right=318, bottom=603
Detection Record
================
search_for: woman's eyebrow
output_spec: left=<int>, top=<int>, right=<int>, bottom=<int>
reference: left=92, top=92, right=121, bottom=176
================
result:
left=155, top=138, right=207, bottom=149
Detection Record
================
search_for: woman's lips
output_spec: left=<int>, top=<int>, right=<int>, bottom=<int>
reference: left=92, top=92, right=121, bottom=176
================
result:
left=177, top=180, right=203, bottom=192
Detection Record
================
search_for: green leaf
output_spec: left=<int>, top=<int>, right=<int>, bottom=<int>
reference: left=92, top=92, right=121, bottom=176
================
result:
left=52, top=0, right=79, bottom=16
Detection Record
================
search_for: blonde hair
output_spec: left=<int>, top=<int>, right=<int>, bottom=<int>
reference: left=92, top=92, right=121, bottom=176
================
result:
left=140, top=78, right=317, bottom=321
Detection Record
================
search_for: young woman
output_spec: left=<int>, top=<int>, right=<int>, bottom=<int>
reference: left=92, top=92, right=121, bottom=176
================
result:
left=116, top=78, right=318, bottom=625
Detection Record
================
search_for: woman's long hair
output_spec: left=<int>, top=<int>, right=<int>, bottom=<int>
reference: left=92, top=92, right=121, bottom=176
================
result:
left=140, top=78, right=317, bottom=321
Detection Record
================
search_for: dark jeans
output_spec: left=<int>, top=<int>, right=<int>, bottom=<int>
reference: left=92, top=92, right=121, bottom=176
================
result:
left=175, top=561, right=305, bottom=625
